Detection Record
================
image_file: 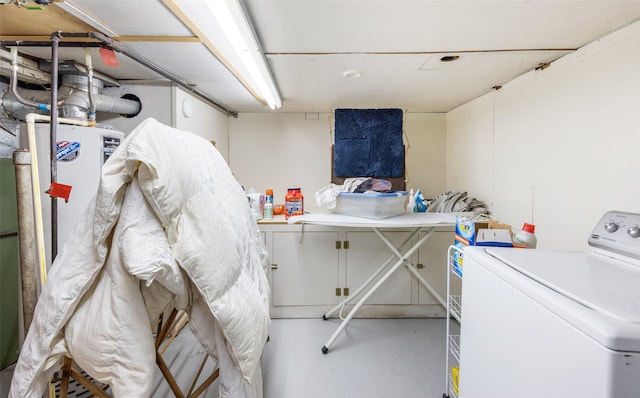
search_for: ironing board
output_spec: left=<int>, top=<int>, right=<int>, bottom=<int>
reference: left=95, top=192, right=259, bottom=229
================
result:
left=288, top=212, right=457, bottom=354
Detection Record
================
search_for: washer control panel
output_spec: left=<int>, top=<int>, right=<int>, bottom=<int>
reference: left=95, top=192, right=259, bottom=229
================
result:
left=589, top=211, right=640, bottom=260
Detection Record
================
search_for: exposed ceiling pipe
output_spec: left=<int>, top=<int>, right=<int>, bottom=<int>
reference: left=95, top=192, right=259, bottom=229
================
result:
left=2, top=75, right=140, bottom=120
left=49, top=32, right=60, bottom=261
left=8, top=47, right=58, bottom=112
left=61, top=31, right=239, bottom=117
left=84, top=48, right=96, bottom=121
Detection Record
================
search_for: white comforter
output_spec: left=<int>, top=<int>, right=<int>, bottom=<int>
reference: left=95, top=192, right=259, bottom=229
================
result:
left=9, top=118, right=271, bottom=397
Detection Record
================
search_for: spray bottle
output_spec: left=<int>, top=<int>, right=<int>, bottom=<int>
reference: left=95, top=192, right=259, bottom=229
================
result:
left=406, top=189, right=415, bottom=213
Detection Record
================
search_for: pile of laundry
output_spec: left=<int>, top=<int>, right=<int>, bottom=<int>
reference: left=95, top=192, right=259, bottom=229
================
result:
left=425, top=191, right=489, bottom=215
left=315, top=177, right=392, bottom=209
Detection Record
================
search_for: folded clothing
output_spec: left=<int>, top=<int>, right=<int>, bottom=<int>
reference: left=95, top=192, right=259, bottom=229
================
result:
left=353, top=178, right=392, bottom=193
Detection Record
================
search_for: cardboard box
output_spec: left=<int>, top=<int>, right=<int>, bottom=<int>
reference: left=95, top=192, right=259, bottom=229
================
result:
left=453, top=216, right=516, bottom=276
left=476, top=229, right=514, bottom=247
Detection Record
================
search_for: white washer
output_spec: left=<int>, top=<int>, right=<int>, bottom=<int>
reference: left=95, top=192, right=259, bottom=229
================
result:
left=458, top=210, right=640, bottom=398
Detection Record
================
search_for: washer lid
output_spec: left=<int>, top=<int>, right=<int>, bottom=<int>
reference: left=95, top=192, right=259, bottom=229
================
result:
left=486, top=248, right=640, bottom=323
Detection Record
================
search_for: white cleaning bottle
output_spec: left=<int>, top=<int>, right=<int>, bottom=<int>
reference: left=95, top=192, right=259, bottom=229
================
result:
left=513, top=223, right=537, bottom=248
left=406, top=189, right=415, bottom=213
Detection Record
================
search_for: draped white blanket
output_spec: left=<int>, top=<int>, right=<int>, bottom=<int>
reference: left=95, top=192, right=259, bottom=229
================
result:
left=10, top=118, right=270, bottom=397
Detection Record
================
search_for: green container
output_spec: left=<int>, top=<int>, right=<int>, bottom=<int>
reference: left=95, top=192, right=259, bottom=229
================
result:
left=0, top=158, right=20, bottom=369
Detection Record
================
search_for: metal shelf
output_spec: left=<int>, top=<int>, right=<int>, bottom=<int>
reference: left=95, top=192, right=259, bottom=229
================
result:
left=449, top=334, right=461, bottom=362
left=450, top=295, right=462, bottom=322
left=444, top=245, right=463, bottom=398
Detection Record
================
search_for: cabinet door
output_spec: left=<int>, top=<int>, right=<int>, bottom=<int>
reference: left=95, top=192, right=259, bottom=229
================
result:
left=417, top=231, right=458, bottom=304
left=271, top=231, right=341, bottom=306
left=345, top=231, right=413, bottom=305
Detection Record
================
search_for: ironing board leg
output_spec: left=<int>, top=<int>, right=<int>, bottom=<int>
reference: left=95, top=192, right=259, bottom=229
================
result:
left=322, top=227, right=435, bottom=354
left=322, top=228, right=423, bottom=320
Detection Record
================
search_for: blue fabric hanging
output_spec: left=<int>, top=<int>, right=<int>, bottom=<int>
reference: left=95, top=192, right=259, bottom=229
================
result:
left=333, top=108, right=404, bottom=178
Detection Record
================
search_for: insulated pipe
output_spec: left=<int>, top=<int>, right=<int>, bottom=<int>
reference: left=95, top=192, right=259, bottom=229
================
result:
left=9, top=47, right=51, bottom=112
left=24, top=114, right=49, bottom=288
left=1, top=85, right=74, bottom=121
left=13, top=149, right=38, bottom=334
left=84, top=48, right=96, bottom=121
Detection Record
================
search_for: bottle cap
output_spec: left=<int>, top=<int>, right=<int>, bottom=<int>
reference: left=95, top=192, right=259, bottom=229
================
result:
left=266, top=189, right=273, bottom=195
left=522, top=223, right=535, bottom=233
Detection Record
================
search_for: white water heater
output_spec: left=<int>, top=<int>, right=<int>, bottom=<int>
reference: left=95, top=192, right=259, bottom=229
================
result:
left=20, top=123, right=125, bottom=268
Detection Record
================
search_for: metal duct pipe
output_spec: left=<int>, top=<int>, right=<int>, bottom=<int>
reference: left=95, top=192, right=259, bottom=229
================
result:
left=61, top=90, right=141, bottom=119
left=2, top=75, right=140, bottom=121
left=13, top=149, right=39, bottom=335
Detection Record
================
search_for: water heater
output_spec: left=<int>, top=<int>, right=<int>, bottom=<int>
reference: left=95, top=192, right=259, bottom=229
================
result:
left=20, top=123, right=125, bottom=268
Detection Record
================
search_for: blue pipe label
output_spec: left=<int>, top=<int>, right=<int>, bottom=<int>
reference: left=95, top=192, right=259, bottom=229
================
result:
left=56, top=141, right=81, bottom=162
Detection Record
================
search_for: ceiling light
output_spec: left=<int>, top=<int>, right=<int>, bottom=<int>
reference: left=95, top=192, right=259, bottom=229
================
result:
left=205, top=0, right=282, bottom=110
left=342, top=70, right=361, bottom=79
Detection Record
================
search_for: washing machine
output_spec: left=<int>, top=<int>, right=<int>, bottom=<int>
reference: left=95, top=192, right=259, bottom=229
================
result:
left=458, top=210, right=640, bottom=398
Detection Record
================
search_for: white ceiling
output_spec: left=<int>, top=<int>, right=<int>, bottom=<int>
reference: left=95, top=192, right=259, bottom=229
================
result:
left=3, top=0, right=640, bottom=114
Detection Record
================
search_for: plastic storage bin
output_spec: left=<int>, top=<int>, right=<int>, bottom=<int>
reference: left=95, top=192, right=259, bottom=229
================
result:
left=332, top=191, right=407, bottom=219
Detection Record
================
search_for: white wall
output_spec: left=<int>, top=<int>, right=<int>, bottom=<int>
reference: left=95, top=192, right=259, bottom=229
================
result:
left=228, top=112, right=447, bottom=211
left=447, top=20, right=640, bottom=251
left=228, top=112, right=331, bottom=211
left=174, top=87, right=230, bottom=161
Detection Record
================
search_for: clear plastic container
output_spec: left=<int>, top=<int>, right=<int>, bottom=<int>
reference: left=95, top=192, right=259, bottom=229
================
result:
left=332, top=191, right=407, bottom=219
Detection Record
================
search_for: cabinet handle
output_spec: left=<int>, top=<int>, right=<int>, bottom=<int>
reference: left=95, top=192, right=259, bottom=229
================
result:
left=343, top=287, right=350, bottom=296
left=270, top=263, right=278, bottom=270
left=335, top=241, right=341, bottom=249
left=416, top=263, right=425, bottom=269
left=335, top=287, right=341, bottom=296
left=343, top=240, right=349, bottom=249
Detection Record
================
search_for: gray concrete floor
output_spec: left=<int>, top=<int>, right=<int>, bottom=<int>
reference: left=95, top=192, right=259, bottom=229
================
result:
left=1, top=318, right=451, bottom=398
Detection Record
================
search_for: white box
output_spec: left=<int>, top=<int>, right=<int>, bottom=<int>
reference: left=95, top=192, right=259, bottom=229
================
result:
left=332, top=191, right=407, bottom=219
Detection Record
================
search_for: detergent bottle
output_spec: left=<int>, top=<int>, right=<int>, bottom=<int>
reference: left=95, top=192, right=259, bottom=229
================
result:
left=513, top=223, right=537, bottom=248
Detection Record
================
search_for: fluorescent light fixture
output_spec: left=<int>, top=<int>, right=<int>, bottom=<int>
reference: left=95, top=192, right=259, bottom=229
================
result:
left=206, top=0, right=282, bottom=109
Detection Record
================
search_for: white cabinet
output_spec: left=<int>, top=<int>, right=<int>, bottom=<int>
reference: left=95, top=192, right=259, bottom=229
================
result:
left=271, top=230, right=340, bottom=306
left=260, top=220, right=454, bottom=318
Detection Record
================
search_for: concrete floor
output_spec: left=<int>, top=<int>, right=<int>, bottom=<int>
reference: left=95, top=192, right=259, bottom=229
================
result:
left=1, top=317, right=451, bottom=398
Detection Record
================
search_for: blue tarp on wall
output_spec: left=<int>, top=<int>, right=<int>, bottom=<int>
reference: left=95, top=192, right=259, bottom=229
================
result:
left=333, top=108, right=404, bottom=178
